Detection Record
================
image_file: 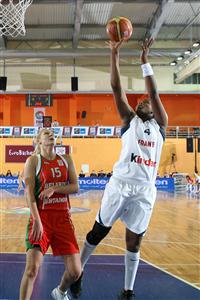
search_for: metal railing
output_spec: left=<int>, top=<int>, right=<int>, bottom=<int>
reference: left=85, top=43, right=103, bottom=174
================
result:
left=166, top=126, right=200, bottom=138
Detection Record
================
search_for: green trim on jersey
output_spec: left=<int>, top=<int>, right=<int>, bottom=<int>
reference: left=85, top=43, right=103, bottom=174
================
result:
left=35, top=174, right=42, bottom=205
left=25, top=218, right=42, bottom=252
left=34, top=154, right=42, bottom=205
left=25, top=218, right=35, bottom=250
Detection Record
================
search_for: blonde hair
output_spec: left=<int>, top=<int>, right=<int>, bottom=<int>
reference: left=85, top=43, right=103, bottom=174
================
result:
left=33, top=128, right=52, bottom=155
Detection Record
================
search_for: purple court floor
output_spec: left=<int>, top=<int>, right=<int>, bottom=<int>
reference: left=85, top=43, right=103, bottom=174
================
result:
left=0, top=254, right=199, bottom=300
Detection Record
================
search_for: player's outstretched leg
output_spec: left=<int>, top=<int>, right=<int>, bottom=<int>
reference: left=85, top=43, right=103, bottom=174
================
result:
left=70, top=221, right=111, bottom=298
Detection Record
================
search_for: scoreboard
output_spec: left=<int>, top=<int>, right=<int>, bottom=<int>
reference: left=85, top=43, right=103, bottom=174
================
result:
left=26, top=94, right=53, bottom=107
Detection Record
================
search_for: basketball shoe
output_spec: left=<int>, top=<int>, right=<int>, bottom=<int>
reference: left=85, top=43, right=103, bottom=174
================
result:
left=69, top=272, right=83, bottom=298
left=118, top=289, right=135, bottom=300
left=51, top=286, right=70, bottom=300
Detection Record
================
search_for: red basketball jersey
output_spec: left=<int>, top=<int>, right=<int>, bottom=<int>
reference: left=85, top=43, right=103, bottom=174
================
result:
left=35, top=154, right=70, bottom=210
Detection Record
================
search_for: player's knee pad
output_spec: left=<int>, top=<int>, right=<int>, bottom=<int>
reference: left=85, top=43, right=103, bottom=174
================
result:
left=86, top=221, right=111, bottom=246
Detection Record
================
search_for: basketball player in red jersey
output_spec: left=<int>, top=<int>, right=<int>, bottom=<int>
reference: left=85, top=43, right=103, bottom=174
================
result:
left=70, top=38, right=168, bottom=300
left=19, top=129, right=81, bottom=300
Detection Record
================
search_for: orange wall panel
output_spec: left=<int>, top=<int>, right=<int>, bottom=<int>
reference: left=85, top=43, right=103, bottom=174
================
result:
left=0, top=93, right=200, bottom=126
left=160, top=94, right=200, bottom=126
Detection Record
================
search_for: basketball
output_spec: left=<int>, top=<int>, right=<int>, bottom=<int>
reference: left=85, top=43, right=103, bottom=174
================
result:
left=106, top=16, right=133, bottom=42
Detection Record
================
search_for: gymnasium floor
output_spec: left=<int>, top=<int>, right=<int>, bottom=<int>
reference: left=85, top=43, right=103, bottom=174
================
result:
left=0, top=189, right=200, bottom=299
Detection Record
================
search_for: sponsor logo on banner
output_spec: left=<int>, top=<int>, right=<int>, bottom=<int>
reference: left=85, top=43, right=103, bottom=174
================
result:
left=0, top=175, right=174, bottom=192
left=97, top=126, right=114, bottom=136
left=55, top=146, right=70, bottom=155
left=79, top=178, right=109, bottom=185
left=155, top=178, right=174, bottom=191
left=21, top=127, right=38, bottom=136
left=52, top=127, right=63, bottom=136
left=71, top=127, right=89, bottom=136
left=79, top=177, right=109, bottom=190
left=63, top=127, right=71, bottom=137
left=0, top=127, right=13, bottom=136
left=34, top=108, right=45, bottom=127
left=0, top=177, right=19, bottom=185
left=5, top=145, right=34, bottom=163
left=12, top=127, right=21, bottom=136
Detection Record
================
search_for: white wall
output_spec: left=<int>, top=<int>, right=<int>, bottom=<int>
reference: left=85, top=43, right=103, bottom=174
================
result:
left=4, top=64, right=200, bottom=92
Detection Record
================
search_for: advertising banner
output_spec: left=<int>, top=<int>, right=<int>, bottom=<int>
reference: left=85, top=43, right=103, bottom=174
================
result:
left=51, top=127, right=63, bottom=137
left=63, top=127, right=71, bottom=137
left=71, top=127, right=89, bottom=137
left=114, top=126, right=122, bottom=137
left=79, top=177, right=109, bottom=190
left=55, top=145, right=70, bottom=155
left=79, top=177, right=174, bottom=191
left=12, top=127, right=22, bottom=136
left=97, top=126, right=115, bottom=137
left=0, top=176, right=174, bottom=191
left=0, top=126, right=13, bottom=136
left=21, top=127, right=38, bottom=136
left=34, top=108, right=45, bottom=127
left=5, top=145, right=34, bottom=163
left=43, top=116, right=52, bottom=127
left=89, top=127, right=97, bottom=136
left=0, top=176, right=19, bottom=189
left=155, top=178, right=174, bottom=191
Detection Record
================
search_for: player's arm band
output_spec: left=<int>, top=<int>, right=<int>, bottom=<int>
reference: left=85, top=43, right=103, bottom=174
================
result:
left=141, top=63, right=154, bottom=77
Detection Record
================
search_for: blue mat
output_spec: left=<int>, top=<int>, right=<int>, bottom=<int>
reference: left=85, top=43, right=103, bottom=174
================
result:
left=0, top=254, right=199, bottom=300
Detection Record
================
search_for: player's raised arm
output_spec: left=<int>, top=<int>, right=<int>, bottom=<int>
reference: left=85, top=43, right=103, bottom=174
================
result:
left=109, top=40, right=136, bottom=125
left=140, top=38, right=168, bottom=128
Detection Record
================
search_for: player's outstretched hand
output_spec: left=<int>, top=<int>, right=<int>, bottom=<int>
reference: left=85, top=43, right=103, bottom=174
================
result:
left=140, top=37, right=154, bottom=64
left=106, top=39, right=124, bottom=54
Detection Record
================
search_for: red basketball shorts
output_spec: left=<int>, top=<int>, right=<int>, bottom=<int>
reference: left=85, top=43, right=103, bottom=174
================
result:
left=26, top=210, right=79, bottom=256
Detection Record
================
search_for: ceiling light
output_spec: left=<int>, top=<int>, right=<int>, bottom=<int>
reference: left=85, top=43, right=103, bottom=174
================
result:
left=184, top=49, right=192, bottom=55
left=192, top=42, right=199, bottom=48
left=170, top=61, right=177, bottom=66
left=177, top=56, right=184, bottom=61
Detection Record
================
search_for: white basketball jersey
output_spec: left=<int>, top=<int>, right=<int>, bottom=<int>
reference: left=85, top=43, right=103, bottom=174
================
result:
left=113, top=116, right=164, bottom=185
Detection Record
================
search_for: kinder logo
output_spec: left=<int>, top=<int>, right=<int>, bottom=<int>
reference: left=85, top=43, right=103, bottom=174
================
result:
left=6, top=145, right=34, bottom=163
left=130, top=153, right=156, bottom=167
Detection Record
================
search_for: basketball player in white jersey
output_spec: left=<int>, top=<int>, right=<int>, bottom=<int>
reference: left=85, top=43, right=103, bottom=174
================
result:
left=70, top=37, right=168, bottom=300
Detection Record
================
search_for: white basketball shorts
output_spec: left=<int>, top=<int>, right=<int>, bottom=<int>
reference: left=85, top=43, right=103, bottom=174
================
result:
left=96, top=176, right=157, bottom=234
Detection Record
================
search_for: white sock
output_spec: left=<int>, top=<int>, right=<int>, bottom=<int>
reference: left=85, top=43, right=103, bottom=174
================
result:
left=124, top=250, right=140, bottom=291
left=80, top=240, right=96, bottom=270
left=58, top=286, right=67, bottom=295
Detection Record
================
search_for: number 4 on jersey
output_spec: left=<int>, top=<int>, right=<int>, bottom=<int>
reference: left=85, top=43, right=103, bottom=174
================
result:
left=144, top=129, right=151, bottom=135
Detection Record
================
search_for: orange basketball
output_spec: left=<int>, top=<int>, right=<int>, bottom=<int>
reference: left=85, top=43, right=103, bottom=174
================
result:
left=106, top=16, right=133, bottom=42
